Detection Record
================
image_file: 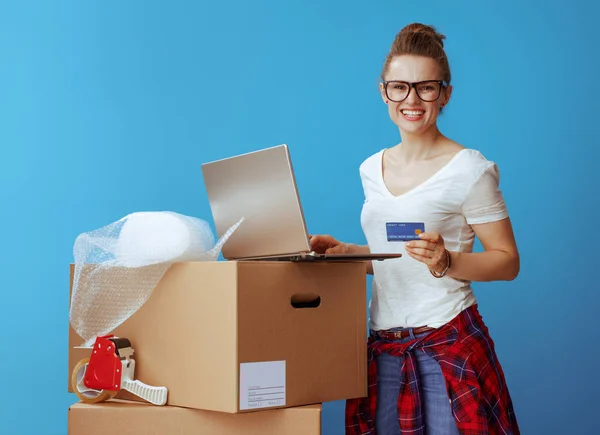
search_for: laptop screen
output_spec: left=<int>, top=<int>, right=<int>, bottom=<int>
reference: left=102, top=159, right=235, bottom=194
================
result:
left=201, top=144, right=312, bottom=260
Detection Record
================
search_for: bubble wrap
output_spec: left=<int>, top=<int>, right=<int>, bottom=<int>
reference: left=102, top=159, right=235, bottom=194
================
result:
left=70, top=211, right=243, bottom=346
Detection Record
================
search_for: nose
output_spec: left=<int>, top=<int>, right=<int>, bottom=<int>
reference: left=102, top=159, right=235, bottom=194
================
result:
left=404, top=85, right=420, bottom=105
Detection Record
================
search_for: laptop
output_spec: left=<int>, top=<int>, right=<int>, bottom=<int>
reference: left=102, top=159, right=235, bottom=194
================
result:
left=201, top=144, right=402, bottom=262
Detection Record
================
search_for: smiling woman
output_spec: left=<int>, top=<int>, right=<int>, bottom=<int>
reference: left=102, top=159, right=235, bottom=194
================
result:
left=309, top=22, right=521, bottom=435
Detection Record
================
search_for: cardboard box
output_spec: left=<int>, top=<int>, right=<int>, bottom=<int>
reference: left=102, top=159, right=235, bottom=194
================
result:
left=68, top=400, right=322, bottom=434
left=68, top=261, right=367, bottom=413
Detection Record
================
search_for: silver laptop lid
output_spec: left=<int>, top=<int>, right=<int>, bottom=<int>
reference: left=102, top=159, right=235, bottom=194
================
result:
left=201, top=144, right=311, bottom=260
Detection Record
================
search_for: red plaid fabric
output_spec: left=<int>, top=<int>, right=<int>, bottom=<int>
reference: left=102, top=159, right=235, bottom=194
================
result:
left=345, top=305, right=520, bottom=435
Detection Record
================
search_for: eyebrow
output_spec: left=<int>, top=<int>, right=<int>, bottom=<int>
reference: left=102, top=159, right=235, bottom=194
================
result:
left=384, top=79, right=443, bottom=82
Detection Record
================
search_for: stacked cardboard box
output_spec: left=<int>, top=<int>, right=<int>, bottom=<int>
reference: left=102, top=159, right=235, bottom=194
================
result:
left=67, top=260, right=368, bottom=433
left=69, top=401, right=322, bottom=434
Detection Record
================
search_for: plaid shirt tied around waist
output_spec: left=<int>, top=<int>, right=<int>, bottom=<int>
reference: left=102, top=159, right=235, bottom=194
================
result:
left=345, top=305, right=520, bottom=435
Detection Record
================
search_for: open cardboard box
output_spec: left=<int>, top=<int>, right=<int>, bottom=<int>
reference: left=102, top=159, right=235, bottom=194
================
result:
left=68, top=260, right=367, bottom=413
left=68, top=399, right=322, bottom=434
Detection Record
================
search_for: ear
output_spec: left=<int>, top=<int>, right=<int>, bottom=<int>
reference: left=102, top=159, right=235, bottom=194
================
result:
left=441, top=84, right=453, bottom=108
left=379, top=82, right=389, bottom=104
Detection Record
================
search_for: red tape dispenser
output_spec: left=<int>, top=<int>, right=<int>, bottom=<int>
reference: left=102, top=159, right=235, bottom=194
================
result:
left=71, top=335, right=168, bottom=406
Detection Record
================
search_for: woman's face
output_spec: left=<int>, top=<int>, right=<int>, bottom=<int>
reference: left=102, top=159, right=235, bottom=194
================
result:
left=380, top=55, right=452, bottom=135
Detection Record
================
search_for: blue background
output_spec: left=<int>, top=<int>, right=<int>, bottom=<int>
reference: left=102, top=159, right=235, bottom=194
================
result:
left=1, top=1, right=598, bottom=434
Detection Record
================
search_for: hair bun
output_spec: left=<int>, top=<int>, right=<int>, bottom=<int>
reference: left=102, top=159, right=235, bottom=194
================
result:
left=382, top=22, right=452, bottom=84
left=400, top=23, right=445, bottom=47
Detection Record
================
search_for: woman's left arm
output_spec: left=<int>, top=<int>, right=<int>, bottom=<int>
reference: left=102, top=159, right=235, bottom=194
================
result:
left=448, top=217, right=519, bottom=282
left=405, top=217, right=520, bottom=282
left=405, top=160, right=520, bottom=282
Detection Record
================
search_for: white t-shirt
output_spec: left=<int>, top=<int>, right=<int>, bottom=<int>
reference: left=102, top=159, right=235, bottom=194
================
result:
left=359, top=148, right=509, bottom=330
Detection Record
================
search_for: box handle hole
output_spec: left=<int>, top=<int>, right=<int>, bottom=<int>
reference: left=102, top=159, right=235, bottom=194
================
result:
left=291, top=293, right=321, bottom=309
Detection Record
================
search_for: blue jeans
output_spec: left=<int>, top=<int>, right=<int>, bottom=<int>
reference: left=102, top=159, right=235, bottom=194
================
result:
left=374, top=328, right=460, bottom=435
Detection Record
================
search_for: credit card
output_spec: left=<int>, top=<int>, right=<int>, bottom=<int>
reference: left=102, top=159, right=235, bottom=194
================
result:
left=386, top=222, right=425, bottom=241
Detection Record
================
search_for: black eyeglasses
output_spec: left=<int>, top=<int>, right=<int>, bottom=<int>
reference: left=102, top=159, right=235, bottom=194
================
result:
left=383, top=80, right=447, bottom=102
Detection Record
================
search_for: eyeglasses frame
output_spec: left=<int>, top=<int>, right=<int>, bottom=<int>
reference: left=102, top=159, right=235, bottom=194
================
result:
left=382, top=80, right=448, bottom=103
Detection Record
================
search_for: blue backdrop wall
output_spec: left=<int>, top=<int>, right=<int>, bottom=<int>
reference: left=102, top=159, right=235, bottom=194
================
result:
left=1, top=1, right=598, bottom=434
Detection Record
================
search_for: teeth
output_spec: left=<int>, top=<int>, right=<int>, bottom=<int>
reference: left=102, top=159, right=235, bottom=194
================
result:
left=402, top=110, right=424, bottom=116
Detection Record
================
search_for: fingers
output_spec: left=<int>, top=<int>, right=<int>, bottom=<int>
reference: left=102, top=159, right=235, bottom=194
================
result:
left=309, top=234, right=324, bottom=247
left=405, top=232, right=443, bottom=255
left=310, top=238, right=326, bottom=252
left=405, top=232, right=445, bottom=267
left=406, top=246, right=438, bottom=261
left=309, top=234, right=340, bottom=254
left=405, top=249, right=431, bottom=264
left=405, top=240, right=437, bottom=251
left=405, top=240, right=437, bottom=262
left=326, top=242, right=348, bottom=254
left=405, top=246, right=434, bottom=257
left=417, top=232, right=443, bottom=243
left=405, top=247, right=443, bottom=266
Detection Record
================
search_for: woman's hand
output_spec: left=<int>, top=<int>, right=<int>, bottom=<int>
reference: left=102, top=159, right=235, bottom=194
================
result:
left=309, top=234, right=374, bottom=275
left=309, top=234, right=351, bottom=254
left=404, top=232, right=449, bottom=274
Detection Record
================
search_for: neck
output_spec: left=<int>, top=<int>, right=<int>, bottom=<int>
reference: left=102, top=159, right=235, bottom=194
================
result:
left=397, top=125, right=443, bottom=162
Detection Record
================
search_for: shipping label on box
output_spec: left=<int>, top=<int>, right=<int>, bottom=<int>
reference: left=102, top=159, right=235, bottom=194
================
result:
left=240, top=360, right=286, bottom=410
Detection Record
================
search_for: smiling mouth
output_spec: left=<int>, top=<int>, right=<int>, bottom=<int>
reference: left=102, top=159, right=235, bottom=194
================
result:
left=400, top=109, right=425, bottom=116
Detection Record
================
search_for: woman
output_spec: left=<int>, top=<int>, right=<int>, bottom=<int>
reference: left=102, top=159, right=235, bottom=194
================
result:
left=310, top=23, right=521, bottom=435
